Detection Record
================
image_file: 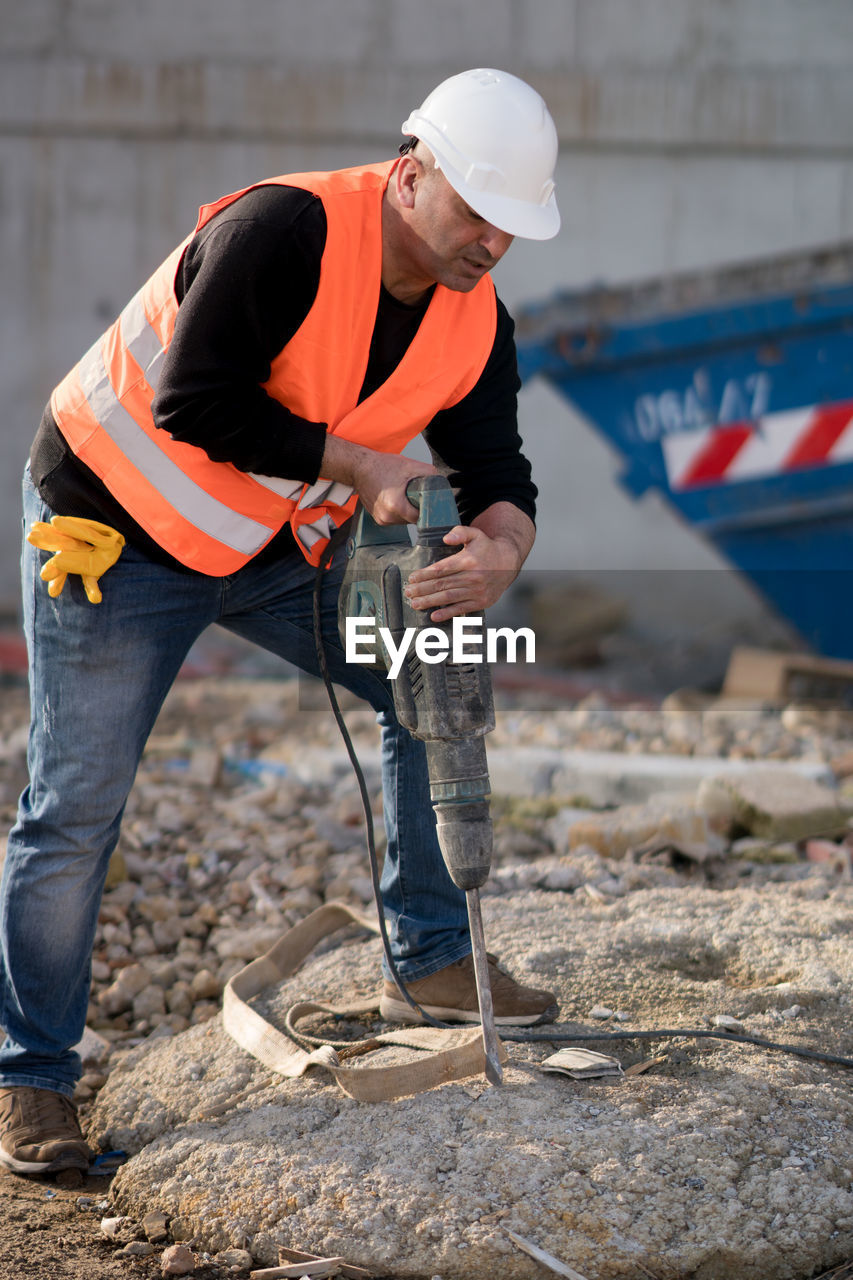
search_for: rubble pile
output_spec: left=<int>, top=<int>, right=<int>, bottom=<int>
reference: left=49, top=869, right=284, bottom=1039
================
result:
left=1, top=675, right=852, bottom=1090
left=2, top=670, right=852, bottom=1278
left=95, top=878, right=853, bottom=1280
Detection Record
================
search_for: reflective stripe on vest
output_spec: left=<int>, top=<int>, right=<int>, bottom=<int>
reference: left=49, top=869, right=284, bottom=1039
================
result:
left=74, top=291, right=276, bottom=559
left=51, top=162, right=497, bottom=574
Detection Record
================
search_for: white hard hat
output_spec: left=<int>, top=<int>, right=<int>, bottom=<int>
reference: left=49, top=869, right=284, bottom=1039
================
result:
left=401, top=68, right=560, bottom=241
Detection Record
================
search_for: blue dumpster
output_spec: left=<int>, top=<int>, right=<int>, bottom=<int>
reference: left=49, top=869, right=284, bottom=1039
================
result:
left=515, top=243, right=853, bottom=661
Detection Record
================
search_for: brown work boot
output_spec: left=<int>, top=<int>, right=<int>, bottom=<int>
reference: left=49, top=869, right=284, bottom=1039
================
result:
left=380, top=953, right=558, bottom=1026
left=0, top=1086, right=92, bottom=1176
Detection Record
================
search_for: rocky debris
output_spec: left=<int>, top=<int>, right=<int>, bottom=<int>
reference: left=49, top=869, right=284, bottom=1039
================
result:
left=696, top=769, right=853, bottom=841
left=100, top=1215, right=131, bottom=1238
left=806, top=838, right=853, bottom=877
left=115, top=1240, right=156, bottom=1259
left=534, top=749, right=830, bottom=807
left=88, top=885, right=853, bottom=1280
left=161, top=1242, right=198, bottom=1275
left=2, top=673, right=853, bottom=1277
left=215, top=1248, right=254, bottom=1271
left=553, top=769, right=853, bottom=865
left=562, top=796, right=726, bottom=861
left=0, top=677, right=851, bottom=1093
left=781, top=701, right=853, bottom=738
left=143, top=1208, right=171, bottom=1243
left=496, top=686, right=837, bottom=762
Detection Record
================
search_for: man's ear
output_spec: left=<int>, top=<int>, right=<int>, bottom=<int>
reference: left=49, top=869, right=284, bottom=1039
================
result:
left=395, top=155, right=419, bottom=211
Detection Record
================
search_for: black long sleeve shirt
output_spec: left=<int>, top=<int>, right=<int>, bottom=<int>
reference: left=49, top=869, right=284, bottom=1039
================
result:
left=31, top=182, right=536, bottom=571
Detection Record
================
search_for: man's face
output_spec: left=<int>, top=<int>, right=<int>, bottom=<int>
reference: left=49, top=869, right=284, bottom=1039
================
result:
left=405, top=158, right=514, bottom=293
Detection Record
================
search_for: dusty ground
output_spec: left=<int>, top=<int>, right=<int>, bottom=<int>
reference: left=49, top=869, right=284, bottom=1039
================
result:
left=1, top=1150, right=852, bottom=1280
left=0, top=1168, right=243, bottom=1279
left=1, top=646, right=852, bottom=1279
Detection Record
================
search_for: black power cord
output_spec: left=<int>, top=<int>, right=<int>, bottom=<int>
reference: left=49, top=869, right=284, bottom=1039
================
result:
left=503, top=1027, right=853, bottom=1070
left=313, top=542, right=853, bottom=1074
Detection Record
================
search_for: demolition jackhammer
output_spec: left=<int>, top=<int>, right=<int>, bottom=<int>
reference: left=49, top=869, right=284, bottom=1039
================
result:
left=317, top=479, right=853, bottom=1090
left=336, top=474, right=503, bottom=1086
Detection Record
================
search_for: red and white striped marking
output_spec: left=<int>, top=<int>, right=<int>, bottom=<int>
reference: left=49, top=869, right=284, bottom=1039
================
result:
left=661, top=400, right=853, bottom=489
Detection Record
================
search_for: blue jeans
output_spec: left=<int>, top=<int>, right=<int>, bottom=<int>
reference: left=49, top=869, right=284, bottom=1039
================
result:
left=0, top=469, right=469, bottom=1096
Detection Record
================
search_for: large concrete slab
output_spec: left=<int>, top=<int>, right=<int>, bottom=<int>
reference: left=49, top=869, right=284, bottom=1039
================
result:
left=90, top=884, right=853, bottom=1280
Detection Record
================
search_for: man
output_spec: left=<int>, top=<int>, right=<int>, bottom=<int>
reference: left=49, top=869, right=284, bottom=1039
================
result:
left=0, top=68, right=560, bottom=1177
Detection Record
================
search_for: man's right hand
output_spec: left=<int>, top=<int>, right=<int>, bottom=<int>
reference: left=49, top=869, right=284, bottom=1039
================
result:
left=320, top=436, right=439, bottom=525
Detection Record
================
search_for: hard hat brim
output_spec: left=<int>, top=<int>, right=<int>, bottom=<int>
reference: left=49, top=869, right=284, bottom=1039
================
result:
left=401, top=132, right=560, bottom=241
left=451, top=178, right=561, bottom=241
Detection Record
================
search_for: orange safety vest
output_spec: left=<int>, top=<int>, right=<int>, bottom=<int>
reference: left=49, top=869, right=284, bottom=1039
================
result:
left=50, top=161, right=498, bottom=573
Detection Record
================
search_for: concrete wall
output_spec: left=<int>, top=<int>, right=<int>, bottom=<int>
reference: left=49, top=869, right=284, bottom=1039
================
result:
left=3, top=0, right=853, bottom=640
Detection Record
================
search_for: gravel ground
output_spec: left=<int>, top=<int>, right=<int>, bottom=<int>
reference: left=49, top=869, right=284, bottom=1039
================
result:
left=1, top=651, right=852, bottom=1279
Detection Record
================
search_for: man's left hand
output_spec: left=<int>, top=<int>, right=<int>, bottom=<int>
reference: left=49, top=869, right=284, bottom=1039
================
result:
left=404, top=525, right=522, bottom=622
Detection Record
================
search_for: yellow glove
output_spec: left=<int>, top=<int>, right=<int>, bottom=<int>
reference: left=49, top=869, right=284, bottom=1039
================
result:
left=27, top=516, right=125, bottom=604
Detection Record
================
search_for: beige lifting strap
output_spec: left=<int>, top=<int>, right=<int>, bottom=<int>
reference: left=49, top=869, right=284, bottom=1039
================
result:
left=222, top=902, right=506, bottom=1102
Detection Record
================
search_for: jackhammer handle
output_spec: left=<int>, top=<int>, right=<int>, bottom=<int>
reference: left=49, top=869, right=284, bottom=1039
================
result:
left=405, top=475, right=461, bottom=549
left=405, top=473, right=452, bottom=507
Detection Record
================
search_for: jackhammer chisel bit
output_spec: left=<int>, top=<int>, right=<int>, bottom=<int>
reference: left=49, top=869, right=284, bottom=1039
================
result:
left=338, top=474, right=503, bottom=1085
left=465, top=888, right=503, bottom=1085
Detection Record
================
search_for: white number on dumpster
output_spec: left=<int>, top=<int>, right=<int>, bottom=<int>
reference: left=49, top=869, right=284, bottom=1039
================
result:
left=634, top=371, right=772, bottom=442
